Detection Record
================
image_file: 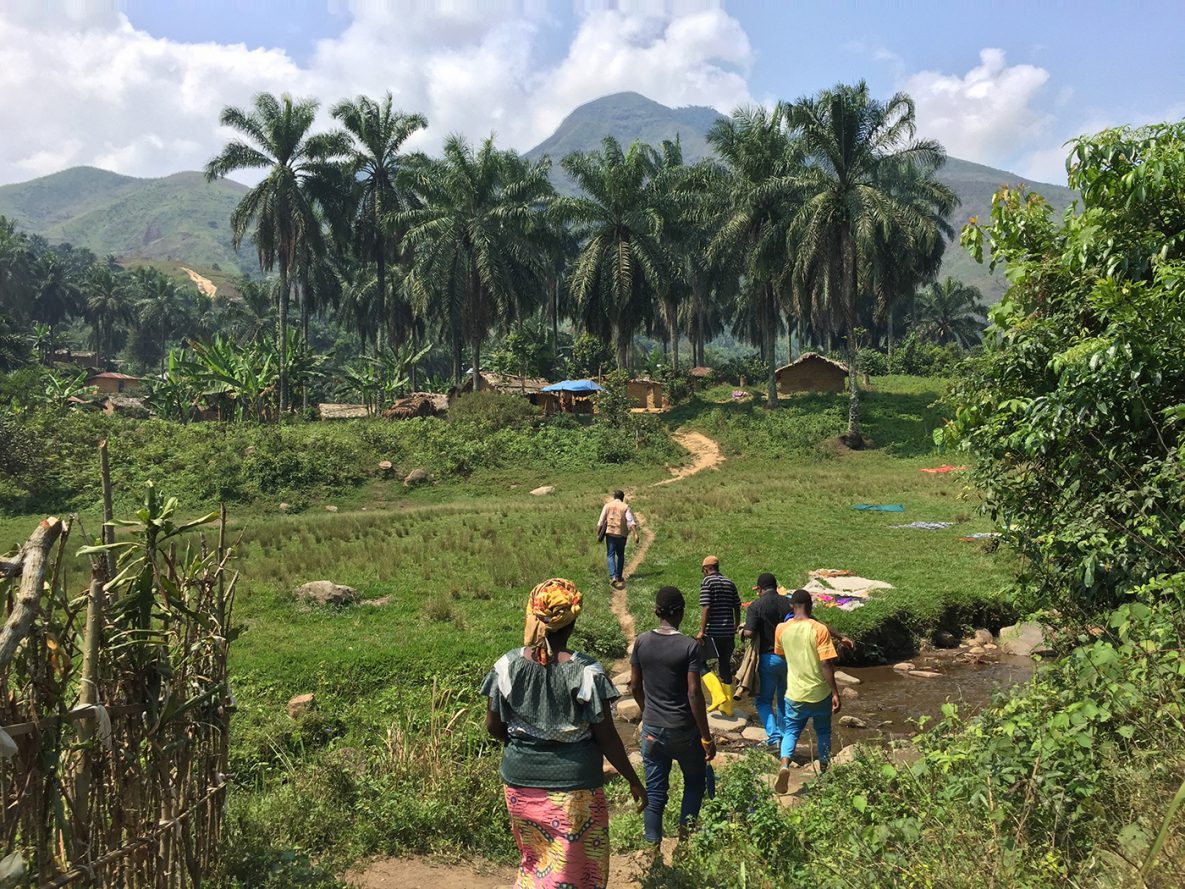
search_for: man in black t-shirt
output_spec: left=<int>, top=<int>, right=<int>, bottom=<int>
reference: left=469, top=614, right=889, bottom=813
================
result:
left=742, top=572, right=792, bottom=749
left=631, top=586, right=716, bottom=844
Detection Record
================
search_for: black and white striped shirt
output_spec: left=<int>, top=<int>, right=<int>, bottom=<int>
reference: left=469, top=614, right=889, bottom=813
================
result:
left=700, top=573, right=740, bottom=635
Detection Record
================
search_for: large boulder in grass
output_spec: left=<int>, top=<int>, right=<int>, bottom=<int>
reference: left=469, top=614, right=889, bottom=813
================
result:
left=295, top=580, right=358, bottom=607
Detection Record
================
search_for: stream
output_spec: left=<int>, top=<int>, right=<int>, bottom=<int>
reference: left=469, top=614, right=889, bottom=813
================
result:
left=614, top=649, right=1035, bottom=757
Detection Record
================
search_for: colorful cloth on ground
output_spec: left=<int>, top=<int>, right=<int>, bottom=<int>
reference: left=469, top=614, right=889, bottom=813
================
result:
left=920, top=465, right=966, bottom=474
left=774, top=618, right=838, bottom=704
left=959, top=532, right=1002, bottom=540
left=504, top=785, right=610, bottom=889
left=810, top=593, right=866, bottom=611
left=890, top=521, right=954, bottom=530
left=523, top=578, right=583, bottom=662
left=483, top=648, right=618, bottom=790
left=852, top=503, right=905, bottom=512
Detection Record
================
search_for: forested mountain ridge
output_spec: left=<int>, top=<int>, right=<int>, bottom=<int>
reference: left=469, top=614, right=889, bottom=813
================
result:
left=0, top=92, right=1077, bottom=299
left=0, top=167, right=250, bottom=274
left=528, top=92, right=1079, bottom=299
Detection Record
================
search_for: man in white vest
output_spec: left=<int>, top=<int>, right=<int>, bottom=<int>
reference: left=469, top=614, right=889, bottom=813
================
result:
left=596, top=490, right=639, bottom=589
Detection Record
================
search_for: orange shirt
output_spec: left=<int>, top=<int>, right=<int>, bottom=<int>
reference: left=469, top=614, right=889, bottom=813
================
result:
left=774, top=618, right=838, bottom=703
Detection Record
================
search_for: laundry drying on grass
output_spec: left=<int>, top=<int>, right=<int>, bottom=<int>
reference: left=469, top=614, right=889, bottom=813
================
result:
left=959, top=532, right=1001, bottom=541
left=791, top=569, right=896, bottom=610
left=919, top=465, right=967, bottom=474
left=852, top=503, right=905, bottom=512
left=891, top=521, right=953, bottom=530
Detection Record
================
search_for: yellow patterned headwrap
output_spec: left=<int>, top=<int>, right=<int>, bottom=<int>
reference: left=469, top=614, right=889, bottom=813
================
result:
left=523, top=578, right=583, bottom=663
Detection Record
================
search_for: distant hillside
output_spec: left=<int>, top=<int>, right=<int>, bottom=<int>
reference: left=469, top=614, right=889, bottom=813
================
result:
left=0, top=167, right=252, bottom=275
left=527, top=92, right=1078, bottom=301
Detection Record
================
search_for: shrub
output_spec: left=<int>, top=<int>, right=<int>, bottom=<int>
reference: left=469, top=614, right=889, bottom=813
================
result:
left=448, top=390, right=541, bottom=431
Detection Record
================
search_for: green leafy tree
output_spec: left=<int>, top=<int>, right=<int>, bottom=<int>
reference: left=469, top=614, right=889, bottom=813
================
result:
left=84, top=259, right=133, bottom=364
left=205, top=92, right=349, bottom=414
left=395, top=136, right=552, bottom=391
left=914, top=277, right=986, bottom=347
left=128, top=267, right=187, bottom=371
left=787, top=82, right=955, bottom=444
left=29, top=251, right=84, bottom=360
left=331, top=93, right=427, bottom=353
left=947, top=121, right=1185, bottom=612
left=554, top=136, right=669, bottom=370
left=706, top=105, right=797, bottom=407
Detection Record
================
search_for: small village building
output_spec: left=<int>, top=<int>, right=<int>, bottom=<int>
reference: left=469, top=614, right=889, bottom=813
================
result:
left=102, top=395, right=149, bottom=418
left=52, top=350, right=100, bottom=370
left=318, top=403, right=371, bottom=420
left=774, top=353, right=851, bottom=394
left=86, top=371, right=142, bottom=395
left=383, top=392, right=450, bottom=420
left=627, top=378, right=666, bottom=410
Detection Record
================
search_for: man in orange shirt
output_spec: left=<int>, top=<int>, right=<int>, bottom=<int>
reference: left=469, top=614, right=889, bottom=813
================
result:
left=773, top=589, right=842, bottom=793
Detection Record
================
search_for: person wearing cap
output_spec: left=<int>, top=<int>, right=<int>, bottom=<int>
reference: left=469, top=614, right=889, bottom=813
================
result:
left=630, top=586, right=716, bottom=845
left=742, top=571, right=792, bottom=749
left=697, top=555, right=741, bottom=716
left=773, top=589, right=842, bottom=792
left=596, top=490, right=639, bottom=589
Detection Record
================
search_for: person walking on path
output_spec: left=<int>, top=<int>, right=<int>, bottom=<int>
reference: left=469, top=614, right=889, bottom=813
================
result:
left=596, top=490, right=639, bottom=589
left=483, top=578, right=646, bottom=889
left=697, top=556, right=741, bottom=716
left=773, top=589, right=842, bottom=794
left=741, top=571, right=792, bottom=750
left=630, top=586, right=717, bottom=845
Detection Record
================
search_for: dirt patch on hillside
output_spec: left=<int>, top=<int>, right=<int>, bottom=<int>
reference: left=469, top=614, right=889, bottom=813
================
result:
left=180, top=266, right=217, bottom=298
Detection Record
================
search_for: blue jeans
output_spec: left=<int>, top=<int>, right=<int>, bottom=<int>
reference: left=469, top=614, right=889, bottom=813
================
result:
left=640, top=724, right=707, bottom=843
left=605, top=535, right=626, bottom=580
left=755, top=654, right=787, bottom=745
left=779, top=698, right=833, bottom=766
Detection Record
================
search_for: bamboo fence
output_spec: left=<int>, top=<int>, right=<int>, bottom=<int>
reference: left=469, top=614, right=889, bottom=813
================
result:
left=1, top=443, right=236, bottom=887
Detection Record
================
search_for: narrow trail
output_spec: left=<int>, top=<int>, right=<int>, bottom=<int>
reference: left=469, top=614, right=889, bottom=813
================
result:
left=351, top=430, right=723, bottom=889
left=609, top=430, right=724, bottom=645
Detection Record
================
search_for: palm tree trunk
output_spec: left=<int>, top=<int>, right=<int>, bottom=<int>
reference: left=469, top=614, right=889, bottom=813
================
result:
left=765, top=283, right=778, bottom=408
left=549, top=277, right=559, bottom=357
left=299, top=278, right=309, bottom=414
left=886, top=304, right=894, bottom=373
left=842, top=230, right=862, bottom=446
left=277, top=254, right=289, bottom=416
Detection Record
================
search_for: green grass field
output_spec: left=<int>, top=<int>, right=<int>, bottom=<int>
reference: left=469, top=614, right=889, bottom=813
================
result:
left=0, top=375, right=1019, bottom=880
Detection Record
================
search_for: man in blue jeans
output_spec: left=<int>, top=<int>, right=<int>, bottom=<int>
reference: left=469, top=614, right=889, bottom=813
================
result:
left=773, top=589, right=842, bottom=793
left=741, top=572, right=792, bottom=748
left=596, top=490, right=639, bottom=588
left=630, top=586, right=716, bottom=843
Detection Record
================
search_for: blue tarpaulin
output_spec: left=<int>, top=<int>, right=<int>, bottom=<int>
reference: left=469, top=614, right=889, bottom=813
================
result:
left=541, top=379, right=604, bottom=393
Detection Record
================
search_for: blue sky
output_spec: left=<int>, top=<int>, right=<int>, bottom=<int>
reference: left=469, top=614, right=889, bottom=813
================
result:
left=1, top=0, right=1181, bottom=185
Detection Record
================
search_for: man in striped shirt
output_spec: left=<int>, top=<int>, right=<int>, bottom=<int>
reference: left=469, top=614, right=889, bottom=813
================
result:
left=697, top=555, right=740, bottom=716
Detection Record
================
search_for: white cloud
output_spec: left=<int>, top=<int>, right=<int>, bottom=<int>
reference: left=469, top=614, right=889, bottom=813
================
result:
left=0, top=2, right=753, bottom=185
left=903, top=48, right=1051, bottom=168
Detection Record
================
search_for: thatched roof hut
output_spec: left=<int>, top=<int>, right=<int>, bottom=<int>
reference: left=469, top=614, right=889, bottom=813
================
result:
left=383, top=392, right=449, bottom=420
left=775, top=353, right=851, bottom=394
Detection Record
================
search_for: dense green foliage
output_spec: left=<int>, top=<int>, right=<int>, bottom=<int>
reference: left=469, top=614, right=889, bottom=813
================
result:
left=660, top=579, right=1185, bottom=887
left=948, top=122, right=1185, bottom=613
left=0, top=402, right=676, bottom=515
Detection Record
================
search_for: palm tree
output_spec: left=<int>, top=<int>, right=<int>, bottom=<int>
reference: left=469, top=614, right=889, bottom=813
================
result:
left=554, top=136, right=669, bottom=370
left=84, top=259, right=133, bottom=365
left=204, top=92, right=349, bottom=413
left=915, top=277, right=986, bottom=347
left=130, top=267, right=185, bottom=371
left=331, top=93, right=427, bottom=353
left=29, top=251, right=84, bottom=361
left=787, top=81, right=956, bottom=445
left=706, top=105, right=799, bottom=407
left=395, top=135, right=552, bottom=391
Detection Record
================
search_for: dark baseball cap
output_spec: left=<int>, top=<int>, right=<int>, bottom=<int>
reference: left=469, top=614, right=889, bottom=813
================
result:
left=753, top=572, right=777, bottom=591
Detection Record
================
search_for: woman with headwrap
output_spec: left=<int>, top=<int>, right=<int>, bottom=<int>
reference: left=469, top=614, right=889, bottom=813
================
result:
left=483, top=578, right=646, bottom=889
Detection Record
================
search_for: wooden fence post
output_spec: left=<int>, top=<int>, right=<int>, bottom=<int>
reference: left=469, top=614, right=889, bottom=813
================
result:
left=99, top=440, right=116, bottom=581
